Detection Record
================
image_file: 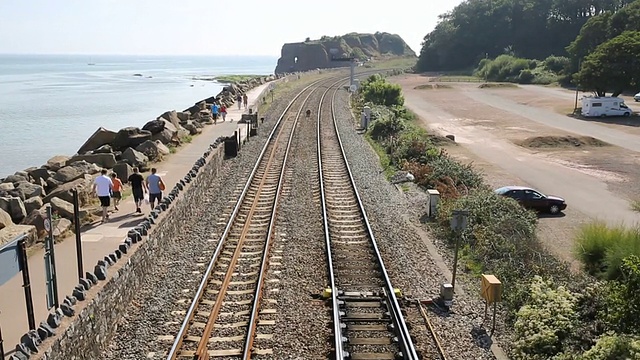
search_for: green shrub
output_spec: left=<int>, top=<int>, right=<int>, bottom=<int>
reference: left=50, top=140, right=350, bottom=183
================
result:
left=601, top=255, right=640, bottom=334
left=574, top=222, right=640, bottom=279
left=518, top=69, right=535, bottom=84
left=579, top=333, right=640, bottom=359
left=423, top=155, right=484, bottom=190
left=368, top=115, right=405, bottom=139
left=544, top=55, right=571, bottom=74
left=360, top=74, right=405, bottom=107
left=476, top=55, right=559, bottom=84
left=513, top=276, right=578, bottom=360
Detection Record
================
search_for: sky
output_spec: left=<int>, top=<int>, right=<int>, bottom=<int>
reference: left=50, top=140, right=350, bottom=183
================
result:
left=0, top=0, right=465, bottom=56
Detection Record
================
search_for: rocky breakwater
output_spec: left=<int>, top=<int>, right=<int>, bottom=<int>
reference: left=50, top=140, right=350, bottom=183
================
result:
left=189, top=75, right=278, bottom=111
left=0, top=76, right=271, bottom=247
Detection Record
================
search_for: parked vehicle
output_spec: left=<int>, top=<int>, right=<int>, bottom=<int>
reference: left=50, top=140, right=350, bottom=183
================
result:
left=581, top=96, right=632, bottom=117
left=634, top=92, right=640, bottom=102
left=495, top=186, right=567, bottom=215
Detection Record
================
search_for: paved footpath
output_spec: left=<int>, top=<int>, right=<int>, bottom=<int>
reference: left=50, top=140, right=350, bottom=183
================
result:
left=0, top=82, right=270, bottom=351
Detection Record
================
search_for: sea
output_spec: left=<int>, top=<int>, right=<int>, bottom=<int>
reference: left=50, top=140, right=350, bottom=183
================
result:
left=0, top=54, right=277, bottom=176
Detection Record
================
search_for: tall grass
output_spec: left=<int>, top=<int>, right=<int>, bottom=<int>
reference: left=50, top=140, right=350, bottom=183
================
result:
left=575, top=222, right=640, bottom=279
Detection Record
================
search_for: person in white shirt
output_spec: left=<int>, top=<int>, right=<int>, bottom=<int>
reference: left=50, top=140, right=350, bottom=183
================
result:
left=92, top=169, right=113, bottom=223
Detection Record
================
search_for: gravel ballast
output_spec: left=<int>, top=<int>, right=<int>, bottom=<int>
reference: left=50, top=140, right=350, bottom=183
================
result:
left=252, top=86, right=331, bottom=359
left=332, top=89, right=498, bottom=360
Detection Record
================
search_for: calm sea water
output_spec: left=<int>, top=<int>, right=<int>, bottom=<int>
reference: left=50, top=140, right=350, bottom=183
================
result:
left=0, top=54, right=277, bottom=176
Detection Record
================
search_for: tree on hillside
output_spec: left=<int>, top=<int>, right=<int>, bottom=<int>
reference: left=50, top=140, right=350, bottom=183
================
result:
left=567, top=1, right=640, bottom=62
left=566, top=13, right=613, bottom=62
left=575, top=31, right=640, bottom=96
left=416, top=0, right=636, bottom=72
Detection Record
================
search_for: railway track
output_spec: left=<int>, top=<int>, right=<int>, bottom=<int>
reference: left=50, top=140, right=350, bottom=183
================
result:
left=318, top=86, right=419, bottom=359
left=165, top=75, right=349, bottom=360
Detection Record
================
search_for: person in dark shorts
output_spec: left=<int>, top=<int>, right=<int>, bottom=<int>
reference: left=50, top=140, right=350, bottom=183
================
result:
left=127, top=167, right=147, bottom=214
left=92, top=169, right=113, bottom=222
left=110, top=173, right=123, bottom=211
left=145, top=168, right=165, bottom=210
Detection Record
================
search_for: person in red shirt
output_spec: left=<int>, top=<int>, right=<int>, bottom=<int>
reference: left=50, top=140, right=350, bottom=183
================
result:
left=220, top=105, right=227, bottom=122
left=110, top=173, right=124, bottom=211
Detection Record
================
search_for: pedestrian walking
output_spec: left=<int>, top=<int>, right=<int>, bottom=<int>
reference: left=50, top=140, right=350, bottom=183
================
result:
left=236, top=93, right=242, bottom=110
left=211, top=103, right=220, bottom=124
left=220, top=104, right=227, bottom=122
left=145, top=168, right=165, bottom=210
left=92, top=169, right=113, bottom=223
left=242, top=93, right=248, bottom=109
left=127, top=167, right=147, bottom=214
left=110, top=173, right=123, bottom=211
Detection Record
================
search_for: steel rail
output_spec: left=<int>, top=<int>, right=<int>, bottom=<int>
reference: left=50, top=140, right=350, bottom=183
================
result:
left=166, top=77, right=326, bottom=360
left=241, top=76, right=346, bottom=358
left=316, top=83, right=344, bottom=359
left=317, top=84, right=420, bottom=359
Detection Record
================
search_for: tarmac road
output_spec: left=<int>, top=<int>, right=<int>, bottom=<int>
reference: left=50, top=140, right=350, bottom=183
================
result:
left=402, top=87, right=640, bottom=227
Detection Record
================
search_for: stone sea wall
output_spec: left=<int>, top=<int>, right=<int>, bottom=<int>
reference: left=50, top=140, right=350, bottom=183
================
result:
left=0, top=76, right=274, bottom=247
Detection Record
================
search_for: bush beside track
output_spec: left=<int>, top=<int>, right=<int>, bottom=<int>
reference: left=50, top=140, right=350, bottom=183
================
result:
left=352, top=72, right=640, bottom=359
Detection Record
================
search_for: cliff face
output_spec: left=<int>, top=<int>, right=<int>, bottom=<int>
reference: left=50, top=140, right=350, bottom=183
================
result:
left=274, top=32, right=415, bottom=74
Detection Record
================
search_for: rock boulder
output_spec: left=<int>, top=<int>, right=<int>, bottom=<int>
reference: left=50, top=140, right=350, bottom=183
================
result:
left=43, top=176, right=92, bottom=204
left=28, top=168, right=53, bottom=183
left=111, top=127, right=153, bottom=151
left=0, top=208, right=13, bottom=230
left=68, top=153, right=117, bottom=169
left=53, top=161, right=100, bottom=183
left=159, top=110, right=181, bottom=129
left=183, top=121, right=201, bottom=135
left=8, top=197, right=27, bottom=223
left=53, top=218, right=72, bottom=237
left=50, top=197, right=86, bottom=220
left=0, top=183, right=14, bottom=192
left=154, top=140, right=171, bottom=156
left=77, top=127, right=118, bottom=154
left=15, top=182, right=46, bottom=199
left=121, top=148, right=148, bottom=168
left=135, top=140, right=162, bottom=160
left=3, top=174, right=28, bottom=184
left=0, top=225, right=37, bottom=247
left=0, top=197, right=10, bottom=213
left=24, top=196, right=43, bottom=216
left=22, top=206, right=48, bottom=236
left=47, top=155, right=71, bottom=171
left=142, top=119, right=165, bottom=135
left=93, top=144, right=113, bottom=154
left=113, top=162, right=133, bottom=182
left=177, top=111, right=190, bottom=122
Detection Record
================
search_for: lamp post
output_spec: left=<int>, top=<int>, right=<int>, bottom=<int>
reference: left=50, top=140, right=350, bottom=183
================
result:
left=450, top=209, right=469, bottom=292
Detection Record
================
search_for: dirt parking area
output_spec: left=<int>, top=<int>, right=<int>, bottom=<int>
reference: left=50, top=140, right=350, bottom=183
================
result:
left=393, top=74, right=640, bottom=267
left=482, top=85, right=640, bottom=135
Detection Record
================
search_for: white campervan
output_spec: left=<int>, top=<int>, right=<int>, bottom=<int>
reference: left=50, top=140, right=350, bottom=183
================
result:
left=581, top=96, right=632, bottom=117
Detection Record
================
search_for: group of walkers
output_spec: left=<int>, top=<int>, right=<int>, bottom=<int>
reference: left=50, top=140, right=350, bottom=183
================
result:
left=236, top=93, right=248, bottom=110
left=92, top=167, right=165, bottom=223
left=209, top=92, right=249, bottom=124
left=91, top=92, right=253, bottom=224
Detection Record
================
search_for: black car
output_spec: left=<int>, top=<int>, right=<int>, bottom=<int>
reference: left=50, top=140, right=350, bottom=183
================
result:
left=495, top=186, right=567, bottom=215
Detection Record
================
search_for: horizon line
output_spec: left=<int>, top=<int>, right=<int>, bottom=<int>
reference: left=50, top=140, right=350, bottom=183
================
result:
left=0, top=52, right=280, bottom=57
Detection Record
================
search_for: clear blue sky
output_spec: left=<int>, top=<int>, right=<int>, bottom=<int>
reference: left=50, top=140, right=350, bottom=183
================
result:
left=0, top=0, right=464, bottom=56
